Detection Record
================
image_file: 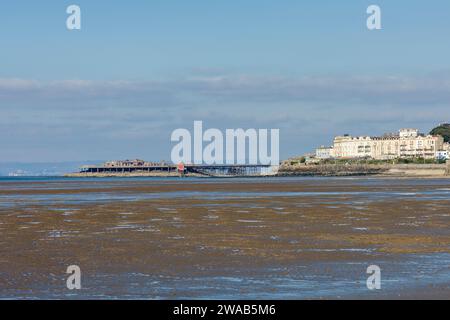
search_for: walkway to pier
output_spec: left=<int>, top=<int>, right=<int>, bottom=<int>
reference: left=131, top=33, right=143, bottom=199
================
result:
left=186, top=164, right=276, bottom=176
left=80, top=164, right=277, bottom=177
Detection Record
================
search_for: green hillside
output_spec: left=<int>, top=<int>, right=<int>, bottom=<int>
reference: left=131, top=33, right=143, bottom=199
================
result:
left=430, top=124, right=450, bottom=142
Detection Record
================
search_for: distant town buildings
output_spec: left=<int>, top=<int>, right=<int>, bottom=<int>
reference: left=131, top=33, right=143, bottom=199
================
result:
left=316, top=128, right=449, bottom=160
left=436, top=150, right=449, bottom=161
left=103, top=159, right=166, bottom=167
left=315, top=146, right=334, bottom=159
left=445, top=142, right=450, bottom=152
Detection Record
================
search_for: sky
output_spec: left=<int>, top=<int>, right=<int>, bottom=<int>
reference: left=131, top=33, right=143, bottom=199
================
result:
left=1, top=0, right=450, bottom=162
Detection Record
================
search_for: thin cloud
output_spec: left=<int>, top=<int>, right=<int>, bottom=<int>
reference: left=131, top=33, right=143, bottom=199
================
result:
left=1, top=74, right=450, bottom=106
left=1, top=74, right=449, bottom=161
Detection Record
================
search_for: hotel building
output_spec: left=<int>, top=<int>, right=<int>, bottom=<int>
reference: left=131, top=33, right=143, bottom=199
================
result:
left=317, top=128, right=445, bottom=160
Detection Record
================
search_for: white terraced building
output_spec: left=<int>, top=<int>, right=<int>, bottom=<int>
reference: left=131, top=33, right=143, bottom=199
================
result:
left=317, top=129, right=445, bottom=160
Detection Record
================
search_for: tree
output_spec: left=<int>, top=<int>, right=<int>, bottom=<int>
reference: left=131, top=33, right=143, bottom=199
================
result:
left=430, top=124, right=450, bottom=142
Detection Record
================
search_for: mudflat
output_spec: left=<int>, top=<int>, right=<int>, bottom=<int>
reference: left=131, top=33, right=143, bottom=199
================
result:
left=1, top=177, right=449, bottom=299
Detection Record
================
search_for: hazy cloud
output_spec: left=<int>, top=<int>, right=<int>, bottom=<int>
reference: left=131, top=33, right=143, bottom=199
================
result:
left=1, top=74, right=449, bottom=162
left=2, top=74, right=450, bottom=106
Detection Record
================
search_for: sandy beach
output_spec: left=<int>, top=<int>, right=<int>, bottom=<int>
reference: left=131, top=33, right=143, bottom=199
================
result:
left=1, top=176, right=449, bottom=299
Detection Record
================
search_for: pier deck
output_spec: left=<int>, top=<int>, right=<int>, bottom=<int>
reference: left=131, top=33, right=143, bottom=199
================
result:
left=78, top=164, right=278, bottom=177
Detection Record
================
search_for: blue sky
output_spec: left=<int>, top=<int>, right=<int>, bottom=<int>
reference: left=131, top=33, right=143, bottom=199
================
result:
left=1, top=1, right=450, bottom=162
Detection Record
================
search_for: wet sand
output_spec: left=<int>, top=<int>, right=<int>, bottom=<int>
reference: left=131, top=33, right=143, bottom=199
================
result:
left=0, top=177, right=449, bottom=299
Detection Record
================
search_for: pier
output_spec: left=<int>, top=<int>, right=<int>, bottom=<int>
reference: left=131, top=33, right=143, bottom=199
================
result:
left=186, top=164, right=277, bottom=177
left=77, top=160, right=278, bottom=177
